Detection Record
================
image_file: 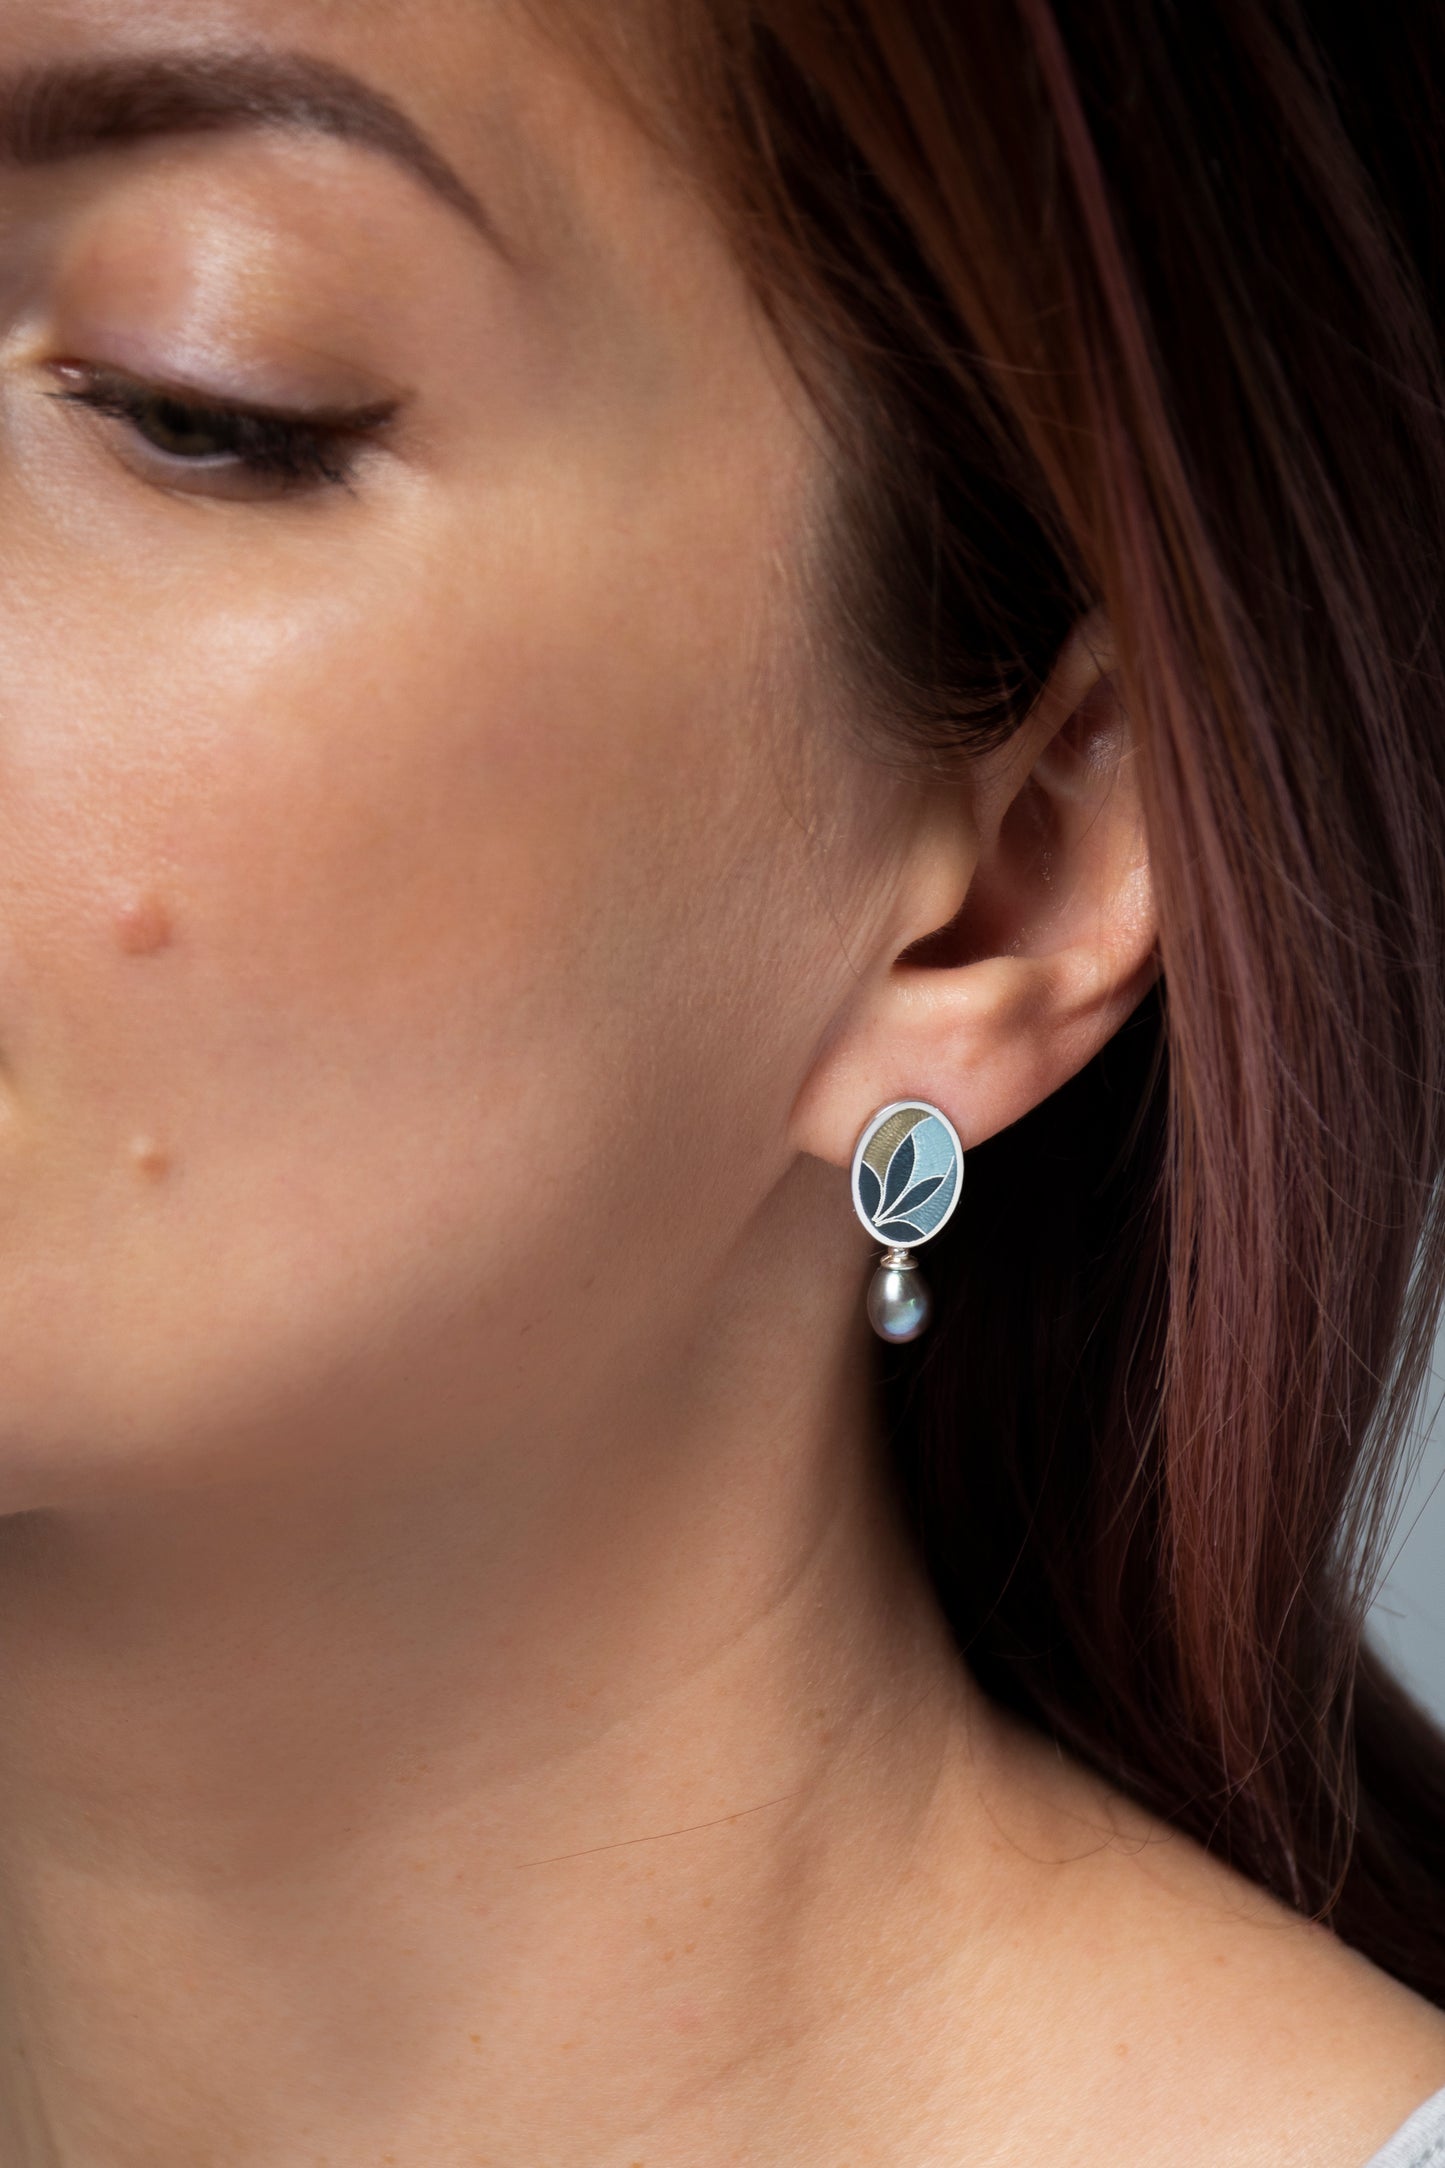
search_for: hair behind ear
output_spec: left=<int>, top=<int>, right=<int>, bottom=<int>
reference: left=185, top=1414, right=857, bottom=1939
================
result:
left=682, top=0, right=1445, bottom=2000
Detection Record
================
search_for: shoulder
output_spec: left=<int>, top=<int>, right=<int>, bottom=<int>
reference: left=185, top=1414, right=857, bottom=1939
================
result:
left=967, top=1706, right=1445, bottom=2168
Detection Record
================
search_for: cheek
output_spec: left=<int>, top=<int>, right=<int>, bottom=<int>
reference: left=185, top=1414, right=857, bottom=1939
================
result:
left=0, top=475, right=827, bottom=1492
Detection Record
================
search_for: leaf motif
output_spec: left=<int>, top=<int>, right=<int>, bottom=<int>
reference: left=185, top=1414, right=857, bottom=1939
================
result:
left=877, top=1219, right=924, bottom=1242
left=892, top=1175, right=943, bottom=1220
left=857, top=1161, right=882, bottom=1222
left=881, top=1130, right=916, bottom=1214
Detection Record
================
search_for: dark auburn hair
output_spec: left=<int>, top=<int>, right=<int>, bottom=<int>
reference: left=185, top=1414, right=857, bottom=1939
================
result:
left=554, top=0, right=1445, bottom=1998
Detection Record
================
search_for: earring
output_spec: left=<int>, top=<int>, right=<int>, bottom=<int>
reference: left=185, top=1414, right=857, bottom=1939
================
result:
left=851, top=1100, right=964, bottom=1343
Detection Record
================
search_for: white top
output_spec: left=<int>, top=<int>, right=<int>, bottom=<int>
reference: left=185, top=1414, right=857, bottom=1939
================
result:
left=1363, top=2084, right=1445, bottom=2168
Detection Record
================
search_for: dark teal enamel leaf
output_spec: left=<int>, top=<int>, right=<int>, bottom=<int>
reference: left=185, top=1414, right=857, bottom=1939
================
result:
left=857, top=1161, right=882, bottom=1221
left=892, top=1175, right=943, bottom=1219
left=881, top=1131, right=916, bottom=1214
left=877, top=1219, right=924, bottom=1241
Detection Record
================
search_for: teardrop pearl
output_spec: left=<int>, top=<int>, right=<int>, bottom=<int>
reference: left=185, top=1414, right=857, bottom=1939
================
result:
left=866, top=1253, right=932, bottom=1343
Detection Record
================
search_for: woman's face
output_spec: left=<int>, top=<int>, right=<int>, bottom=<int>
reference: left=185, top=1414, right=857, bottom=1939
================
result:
left=0, top=0, right=913, bottom=1504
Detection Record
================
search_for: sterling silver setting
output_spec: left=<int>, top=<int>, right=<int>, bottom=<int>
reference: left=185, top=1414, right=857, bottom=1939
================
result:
left=850, top=1100, right=963, bottom=1343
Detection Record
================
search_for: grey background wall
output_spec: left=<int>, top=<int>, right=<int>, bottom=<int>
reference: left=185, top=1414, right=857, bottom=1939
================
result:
left=1367, top=1322, right=1445, bottom=1720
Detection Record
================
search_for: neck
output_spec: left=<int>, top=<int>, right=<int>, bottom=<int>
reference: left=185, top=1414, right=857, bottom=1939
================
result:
left=0, top=1202, right=1017, bottom=2166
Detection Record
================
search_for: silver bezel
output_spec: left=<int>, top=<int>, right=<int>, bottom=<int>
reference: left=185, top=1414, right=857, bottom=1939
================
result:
left=850, top=1098, right=964, bottom=1248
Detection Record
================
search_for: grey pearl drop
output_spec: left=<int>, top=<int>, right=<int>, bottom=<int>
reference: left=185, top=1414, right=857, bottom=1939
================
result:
left=866, top=1259, right=932, bottom=1343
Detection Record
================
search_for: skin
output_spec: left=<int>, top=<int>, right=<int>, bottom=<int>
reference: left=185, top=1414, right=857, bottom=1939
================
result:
left=0, top=1, right=1440, bottom=2162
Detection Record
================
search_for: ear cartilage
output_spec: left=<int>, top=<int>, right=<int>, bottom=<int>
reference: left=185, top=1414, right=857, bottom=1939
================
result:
left=849, top=1100, right=964, bottom=1343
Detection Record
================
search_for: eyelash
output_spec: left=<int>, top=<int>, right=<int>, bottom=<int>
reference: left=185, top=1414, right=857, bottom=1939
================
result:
left=43, top=363, right=399, bottom=495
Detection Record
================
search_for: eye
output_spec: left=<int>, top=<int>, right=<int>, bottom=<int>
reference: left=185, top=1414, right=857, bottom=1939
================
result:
left=42, top=361, right=400, bottom=497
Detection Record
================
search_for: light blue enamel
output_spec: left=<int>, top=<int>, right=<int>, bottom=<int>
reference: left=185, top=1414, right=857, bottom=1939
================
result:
left=889, top=1113, right=958, bottom=1236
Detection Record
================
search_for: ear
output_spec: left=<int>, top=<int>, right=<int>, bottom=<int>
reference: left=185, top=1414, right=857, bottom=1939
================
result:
left=789, top=609, right=1160, bottom=1168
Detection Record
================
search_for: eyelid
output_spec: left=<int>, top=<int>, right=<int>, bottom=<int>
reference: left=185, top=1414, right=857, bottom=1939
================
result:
left=44, top=356, right=406, bottom=434
left=39, top=356, right=408, bottom=504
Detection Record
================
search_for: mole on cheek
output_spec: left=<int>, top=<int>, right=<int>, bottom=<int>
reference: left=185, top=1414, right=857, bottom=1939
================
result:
left=128, top=1136, right=173, bottom=1183
left=113, top=893, right=175, bottom=957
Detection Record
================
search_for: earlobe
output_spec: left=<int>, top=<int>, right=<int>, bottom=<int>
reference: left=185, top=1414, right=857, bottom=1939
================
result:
left=790, top=612, right=1160, bottom=1171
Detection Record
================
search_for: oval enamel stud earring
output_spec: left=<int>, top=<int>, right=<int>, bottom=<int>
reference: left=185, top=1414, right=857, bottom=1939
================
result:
left=851, top=1100, right=964, bottom=1343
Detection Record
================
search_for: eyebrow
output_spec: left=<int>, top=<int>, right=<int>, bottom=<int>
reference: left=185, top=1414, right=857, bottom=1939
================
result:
left=0, top=47, right=508, bottom=254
